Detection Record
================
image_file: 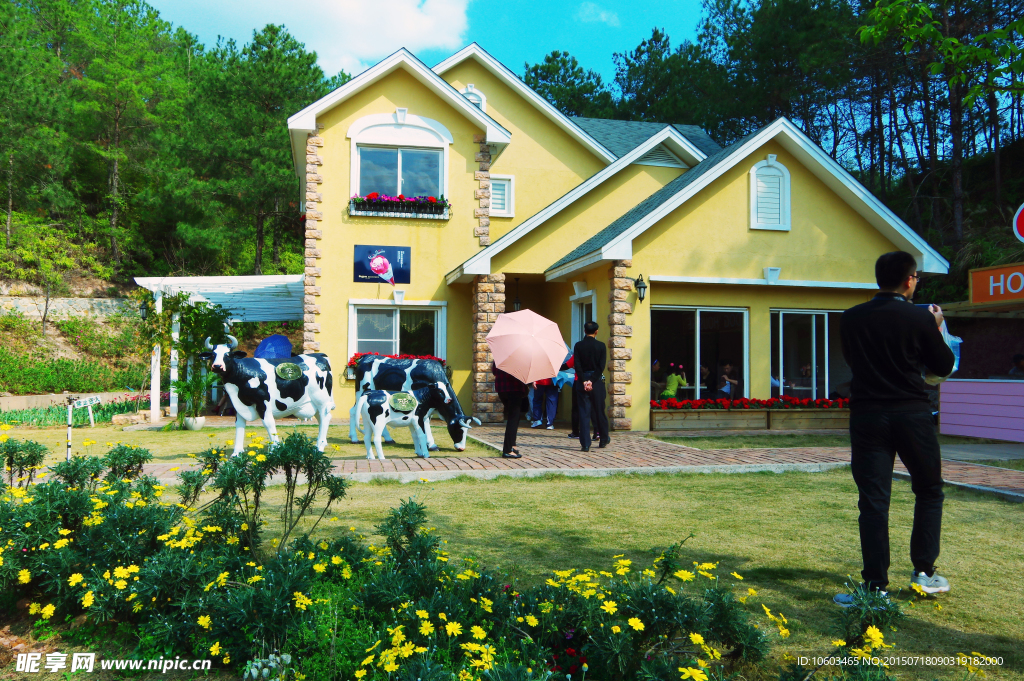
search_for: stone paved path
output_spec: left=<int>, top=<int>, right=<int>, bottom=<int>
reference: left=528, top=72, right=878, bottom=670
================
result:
left=138, top=425, right=1024, bottom=501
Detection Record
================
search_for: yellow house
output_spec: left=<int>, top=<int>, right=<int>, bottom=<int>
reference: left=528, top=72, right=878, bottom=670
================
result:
left=286, top=44, right=948, bottom=431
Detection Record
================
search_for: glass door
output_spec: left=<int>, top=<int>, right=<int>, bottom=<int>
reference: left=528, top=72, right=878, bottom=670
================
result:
left=771, top=311, right=828, bottom=399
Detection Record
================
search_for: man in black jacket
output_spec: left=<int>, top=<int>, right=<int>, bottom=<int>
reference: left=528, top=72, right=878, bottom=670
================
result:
left=837, top=251, right=956, bottom=603
left=573, top=320, right=611, bottom=452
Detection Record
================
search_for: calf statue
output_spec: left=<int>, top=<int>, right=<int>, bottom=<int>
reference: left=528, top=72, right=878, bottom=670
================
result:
left=199, top=336, right=335, bottom=455
left=349, top=356, right=478, bottom=451
left=358, top=382, right=466, bottom=460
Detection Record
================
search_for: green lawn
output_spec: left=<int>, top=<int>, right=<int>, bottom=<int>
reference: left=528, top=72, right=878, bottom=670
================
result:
left=253, top=469, right=1023, bottom=681
left=968, top=459, right=1024, bottom=472
left=13, top=423, right=497, bottom=466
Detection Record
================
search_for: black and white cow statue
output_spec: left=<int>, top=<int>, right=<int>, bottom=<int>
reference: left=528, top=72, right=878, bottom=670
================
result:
left=199, top=335, right=335, bottom=455
left=358, top=382, right=460, bottom=460
left=349, top=356, right=478, bottom=451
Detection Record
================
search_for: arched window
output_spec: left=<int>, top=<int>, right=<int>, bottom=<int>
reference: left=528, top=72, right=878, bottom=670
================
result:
left=462, top=84, right=486, bottom=112
left=749, top=154, right=791, bottom=231
left=347, top=110, right=454, bottom=198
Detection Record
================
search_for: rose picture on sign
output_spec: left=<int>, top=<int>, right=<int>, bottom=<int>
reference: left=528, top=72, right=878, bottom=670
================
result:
left=353, top=245, right=411, bottom=285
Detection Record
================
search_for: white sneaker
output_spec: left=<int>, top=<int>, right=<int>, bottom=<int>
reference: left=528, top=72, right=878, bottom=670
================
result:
left=546, top=425, right=554, bottom=430
left=530, top=420, right=543, bottom=428
left=911, top=571, right=950, bottom=593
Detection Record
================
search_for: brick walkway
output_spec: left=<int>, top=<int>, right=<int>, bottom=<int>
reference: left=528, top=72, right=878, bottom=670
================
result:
left=138, top=425, right=1024, bottom=501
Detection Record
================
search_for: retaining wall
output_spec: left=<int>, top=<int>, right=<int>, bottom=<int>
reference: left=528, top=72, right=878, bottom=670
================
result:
left=0, top=296, right=130, bottom=319
left=0, top=390, right=137, bottom=412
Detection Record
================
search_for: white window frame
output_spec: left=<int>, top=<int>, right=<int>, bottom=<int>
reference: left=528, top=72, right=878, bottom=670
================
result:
left=489, top=174, right=515, bottom=218
left=570, top=288, right=598, bottom=346
left=749, top=154, right=791, bottom=231
left=348, top=299, right=448, bottom=361
left=348, top=111, right=453, bottom=199
left=770, top=308, right=844, bottom=400
left=462, top=84, right=486, bottom=112
left=651, top=305, right=750, bottom=398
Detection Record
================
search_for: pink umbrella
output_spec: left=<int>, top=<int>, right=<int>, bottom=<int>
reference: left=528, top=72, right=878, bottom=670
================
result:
left=486, top=309, right=568, bottom=384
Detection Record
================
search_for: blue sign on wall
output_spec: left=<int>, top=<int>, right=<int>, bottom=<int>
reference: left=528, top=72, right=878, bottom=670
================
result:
left=354, top=245, right=411, bottom=286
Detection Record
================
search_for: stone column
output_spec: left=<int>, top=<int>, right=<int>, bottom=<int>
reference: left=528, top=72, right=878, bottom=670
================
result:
left=472, top=133, right=491, bottom=246
left=471, top=274, right=506, bottom=422
left=303, top=129, right=324, bottom=353
left=607, top=260, right=634, bottom=430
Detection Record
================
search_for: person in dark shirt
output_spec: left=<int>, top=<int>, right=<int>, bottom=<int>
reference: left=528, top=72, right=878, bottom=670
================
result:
left=837, top=251, right=956, bottom=604
left=572, top=320, right=611, bottom=452
left=492, top=362, right=526, bottom=458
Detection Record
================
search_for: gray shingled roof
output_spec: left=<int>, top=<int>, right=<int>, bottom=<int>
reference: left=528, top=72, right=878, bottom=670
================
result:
left=546, top=126, right=763, bottom=272
left=572, top=117, right=722, bottom=158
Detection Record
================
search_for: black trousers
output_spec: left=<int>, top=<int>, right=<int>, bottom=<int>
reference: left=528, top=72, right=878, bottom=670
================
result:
left=850, top=410, right=944, bottom=590
left=575, top=380, right=610, bottom=450
left=570, top=384, right=602, bottom=437
left=498, top=391, right=522, bottom=454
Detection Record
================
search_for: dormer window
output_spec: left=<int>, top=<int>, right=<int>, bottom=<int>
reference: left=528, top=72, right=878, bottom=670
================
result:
left=749, top=154, right=791, bottom=231
left=462, top=84, right=486, bottom=112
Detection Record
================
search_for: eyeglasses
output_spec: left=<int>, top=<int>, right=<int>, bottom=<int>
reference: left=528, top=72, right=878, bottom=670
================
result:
left=909, top=274, right=921, bottom=281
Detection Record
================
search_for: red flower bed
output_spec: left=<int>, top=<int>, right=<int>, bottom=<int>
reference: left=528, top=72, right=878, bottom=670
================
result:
left=650, top=395, right=849, bottom=410
left=347, top=352, right=446, bottom=368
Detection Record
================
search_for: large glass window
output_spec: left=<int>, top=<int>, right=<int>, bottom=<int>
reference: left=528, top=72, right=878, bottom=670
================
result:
left=358, top=146, right=441, bottom=197
left=651, top=308, right=747, bottom=400
left=770, top=311, right=850, bottom=399
left=355, top=308, right=437, bottom=356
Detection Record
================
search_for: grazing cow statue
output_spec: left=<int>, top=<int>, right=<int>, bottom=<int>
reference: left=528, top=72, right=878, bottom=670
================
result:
left=358, top=382, right=463, bottom=460
left=349, top=356, right=478, bottom=451
left=199, top=335, right=335, bottom=455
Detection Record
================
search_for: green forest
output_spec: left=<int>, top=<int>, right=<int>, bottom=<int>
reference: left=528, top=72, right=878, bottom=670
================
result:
left=2, top=0, right=1023, bottom=302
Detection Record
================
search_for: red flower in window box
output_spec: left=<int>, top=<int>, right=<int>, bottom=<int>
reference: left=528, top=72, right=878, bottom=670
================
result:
left=365, top=192, right=379, bottom=200
left=427, top=196, right=437, bottom=203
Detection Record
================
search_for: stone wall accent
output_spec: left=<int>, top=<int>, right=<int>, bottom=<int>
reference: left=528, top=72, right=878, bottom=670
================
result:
left=471, top=273, right=506, bottom=423
left=472, top=133, right=491, bottom=246
left=607, top=259, right=634, bottom=430
left=0, top=296, right=129, bottom=319
left=303, top=128, right=325, bottom=354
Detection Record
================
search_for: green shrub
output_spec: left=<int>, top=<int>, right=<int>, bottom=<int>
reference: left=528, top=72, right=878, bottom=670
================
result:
left=0, top=435, right=47, bottom=486
left=0, top=347, right=148, bottom=395
left=54, top=313, right=143, bottom=361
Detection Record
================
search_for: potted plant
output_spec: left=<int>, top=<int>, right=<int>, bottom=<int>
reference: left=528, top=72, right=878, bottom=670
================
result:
left=172, top=370, right=218, bottom=430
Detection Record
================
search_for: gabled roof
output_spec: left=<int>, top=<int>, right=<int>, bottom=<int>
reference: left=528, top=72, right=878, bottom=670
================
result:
left=433, top=43, right=618, bottom=165
left=545, top=118, right=949, bottom=280
left=445, top=125, right=702, bottom=284
left=287, top=48, right=512, bottom=178
left=572, top=117, right=722, bottom=158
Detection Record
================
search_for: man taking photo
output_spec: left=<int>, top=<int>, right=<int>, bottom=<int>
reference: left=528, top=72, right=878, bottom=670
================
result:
left=837, top=251, right=956, bottom=604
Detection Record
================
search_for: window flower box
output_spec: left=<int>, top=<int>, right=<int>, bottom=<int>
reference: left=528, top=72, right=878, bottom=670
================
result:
left=349, top=193, right=450, bottom=220
left=651, top=409, right=768, bottom=430
left=649, top=396, right=849, bottom=431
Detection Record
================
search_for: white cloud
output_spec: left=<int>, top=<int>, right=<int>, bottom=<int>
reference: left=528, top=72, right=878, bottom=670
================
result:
left=574, top=2, right=620, bottom=27
left=150, top=0, right=470, bottom=76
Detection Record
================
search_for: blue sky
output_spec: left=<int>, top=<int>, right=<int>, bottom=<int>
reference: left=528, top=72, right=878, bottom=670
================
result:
left=147, top=0, right=704, bottom=87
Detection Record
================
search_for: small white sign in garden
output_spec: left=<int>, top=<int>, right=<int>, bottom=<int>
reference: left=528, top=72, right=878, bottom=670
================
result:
left=66, top=395, right=102, bottom=461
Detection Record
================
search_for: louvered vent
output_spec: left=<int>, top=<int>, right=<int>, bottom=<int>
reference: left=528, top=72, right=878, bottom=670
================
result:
left=636, top=144, right=686, bottom=168
left=756, top=170, right=783, bottom=224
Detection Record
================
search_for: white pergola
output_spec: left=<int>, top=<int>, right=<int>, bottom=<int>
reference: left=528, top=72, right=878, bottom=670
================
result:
left=134, top=275, right=306, bottom=422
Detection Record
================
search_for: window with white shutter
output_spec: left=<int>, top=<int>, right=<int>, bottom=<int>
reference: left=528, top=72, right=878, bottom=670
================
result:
left=749, top=155, right=791, bottom=231
left=489, top=175, right=514, bottom=217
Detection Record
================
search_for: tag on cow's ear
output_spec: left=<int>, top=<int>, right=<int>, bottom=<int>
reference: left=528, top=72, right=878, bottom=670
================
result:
left=198, top=352, right=214, bottom=360
left=232, top=351, right=248, bottom=358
